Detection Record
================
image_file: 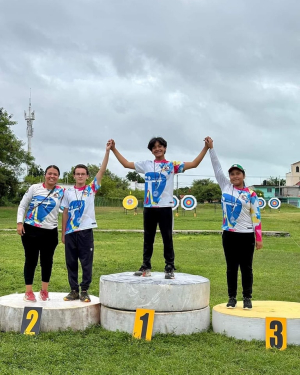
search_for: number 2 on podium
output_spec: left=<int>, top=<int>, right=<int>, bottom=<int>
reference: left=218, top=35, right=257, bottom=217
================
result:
left=265, top=317, right=287, bottom=350
left=133, top=309, right=155, bottom=341
left=21, top=307, right=43, bottom=335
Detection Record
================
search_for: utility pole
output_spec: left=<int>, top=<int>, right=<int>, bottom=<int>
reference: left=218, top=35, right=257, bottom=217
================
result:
left=24, top=89, right=35, bottom=174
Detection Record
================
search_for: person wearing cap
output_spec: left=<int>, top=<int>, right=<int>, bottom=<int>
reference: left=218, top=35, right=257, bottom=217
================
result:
left=205, top=137, right=262, bottom=310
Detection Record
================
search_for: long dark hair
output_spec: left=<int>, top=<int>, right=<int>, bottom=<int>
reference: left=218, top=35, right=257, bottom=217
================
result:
left=45, top=165, right=60, bottom=175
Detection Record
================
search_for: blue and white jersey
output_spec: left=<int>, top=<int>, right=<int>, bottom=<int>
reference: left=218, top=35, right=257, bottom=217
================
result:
left=209, top=148, right=262, bottom=241
left=61, top=177, right=100, bottom=234
left=135, top=159, right=185, bottom=208
left=17, top=183, right=64, bottom=229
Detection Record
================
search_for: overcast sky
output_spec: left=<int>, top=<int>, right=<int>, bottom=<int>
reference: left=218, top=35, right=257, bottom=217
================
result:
left=1, top=0, right=299, bottom=187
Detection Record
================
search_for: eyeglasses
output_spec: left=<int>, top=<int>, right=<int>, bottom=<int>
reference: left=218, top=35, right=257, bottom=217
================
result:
left=75, top=173, right=87, bottom=176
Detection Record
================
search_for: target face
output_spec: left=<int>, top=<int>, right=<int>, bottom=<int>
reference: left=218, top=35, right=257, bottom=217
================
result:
left=268, top=197, right=281, bottom=209
left=180, top=195, right=197, bottom=210
left=172, top=196, right=179, bottom=211
left=123, top=195, right=138, bottom=210
left=258, top=198, right=266, bottom=209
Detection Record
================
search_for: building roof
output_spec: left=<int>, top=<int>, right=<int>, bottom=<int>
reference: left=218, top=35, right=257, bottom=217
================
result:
left=291, top=161, right=300, bottom=165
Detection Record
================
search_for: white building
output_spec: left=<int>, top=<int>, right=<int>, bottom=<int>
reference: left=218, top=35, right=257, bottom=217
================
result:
left=286, top=161, right=300, bottom=186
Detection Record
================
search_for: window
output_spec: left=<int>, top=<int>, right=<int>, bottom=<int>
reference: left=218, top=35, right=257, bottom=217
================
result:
left=296, top=166, right=299, bottom=173
left=267, top=188, right=272, bottom=192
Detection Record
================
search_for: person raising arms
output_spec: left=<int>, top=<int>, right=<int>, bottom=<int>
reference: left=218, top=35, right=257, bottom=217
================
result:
left=110, top=137, right=209, bottom=279
left=61, top=141, right=112, bottom=303
left=205, top=136, right=262, bottom=310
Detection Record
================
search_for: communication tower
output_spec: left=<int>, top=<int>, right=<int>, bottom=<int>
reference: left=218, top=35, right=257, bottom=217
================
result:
left=24, top=90, right=35, bottom=155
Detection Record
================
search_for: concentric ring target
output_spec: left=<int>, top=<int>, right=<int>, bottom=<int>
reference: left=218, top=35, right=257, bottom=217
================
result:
left=268, top=197, right=281, bottom=209
left=181, top=195, right=197, bottom=210
left=122, top=195, right=138, bottom=210
left=172, top=196, right=180, bottom=211
left=258, top=198, right=266, bottom=209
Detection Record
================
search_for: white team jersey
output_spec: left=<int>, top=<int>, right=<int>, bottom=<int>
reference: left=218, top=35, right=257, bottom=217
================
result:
left=135, top=159, right=185, bottom=208
left=17, top=183, right=64, bottom=229
left=61, top=177, right=100, bottom=234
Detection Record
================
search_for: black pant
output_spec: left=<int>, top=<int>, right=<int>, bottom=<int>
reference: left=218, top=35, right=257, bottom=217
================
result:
left=222, top=230, right=255, bottom=298
left=22, top=223, right=58, bottom=285
left=65, top=229, right=94, bottom=291
left=143, top=207, right=174, bottom=269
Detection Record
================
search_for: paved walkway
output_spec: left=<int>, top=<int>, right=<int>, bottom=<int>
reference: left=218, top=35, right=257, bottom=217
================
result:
left=0, top=229, right=290, bottom=236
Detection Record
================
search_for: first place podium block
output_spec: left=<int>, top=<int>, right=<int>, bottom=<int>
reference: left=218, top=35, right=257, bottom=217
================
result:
left=100, top=272, right=210, bottom=336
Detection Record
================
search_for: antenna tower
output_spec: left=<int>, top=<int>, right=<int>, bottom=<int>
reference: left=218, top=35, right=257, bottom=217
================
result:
left=24, top=90, right=35, bottom=173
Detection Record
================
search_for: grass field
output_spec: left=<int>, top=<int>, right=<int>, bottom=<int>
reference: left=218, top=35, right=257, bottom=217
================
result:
left=0, top=205, right=300, bottom=374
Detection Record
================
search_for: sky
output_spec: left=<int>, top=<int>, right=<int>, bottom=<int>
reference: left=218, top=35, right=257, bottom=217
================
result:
left=1, top=0, right=300, bottom=188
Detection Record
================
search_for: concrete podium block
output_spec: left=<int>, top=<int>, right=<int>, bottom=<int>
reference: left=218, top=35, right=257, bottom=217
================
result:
left=213, top=301, right=300, bottom=345
left=100, top=272, right=210, bottom=311
left=0, top=293, right=100, bottom=332
left=101, top=305, right=210, bottom=335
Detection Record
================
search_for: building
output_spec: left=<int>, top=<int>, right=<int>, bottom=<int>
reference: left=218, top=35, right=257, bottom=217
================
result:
left=286, top=161, right=300, bottom=186
left=250, top=184, right=300, bottom=208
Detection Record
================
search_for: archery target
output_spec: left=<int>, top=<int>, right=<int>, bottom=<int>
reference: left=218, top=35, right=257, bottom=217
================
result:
left=258, top=198, right=266, bottom=209
left=123, top=195, right=138, bottom=210
left=181, top=195, right=197, bottom=210
left=268, top=198, right=281, bottom=209
left=172, top=196, right=180, bottom=211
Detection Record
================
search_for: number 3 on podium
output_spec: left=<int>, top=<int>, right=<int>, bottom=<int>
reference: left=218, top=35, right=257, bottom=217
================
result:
left=265, top=317, right=287, bottom=350
left=133, top=309, right=155, bottom=341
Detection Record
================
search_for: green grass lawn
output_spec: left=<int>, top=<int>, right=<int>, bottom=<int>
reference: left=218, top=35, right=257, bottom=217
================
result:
left=0, top=205, right=300, bottom=374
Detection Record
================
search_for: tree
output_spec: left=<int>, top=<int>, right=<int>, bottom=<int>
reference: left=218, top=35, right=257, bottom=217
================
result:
left=254, top=189, right=264, bottom=198
left=126, top=171, right=145, bottom=183
left=28, top=163, right=44, bottom=177
left=263, top=177, right=286, bottom=186
left=0, top=108, right=33, bottom=173
left=23, top=163, right=44, bottom=185
left=190, top=179, right=221, bottom=203
left=0, top=108, right=33, bottom=205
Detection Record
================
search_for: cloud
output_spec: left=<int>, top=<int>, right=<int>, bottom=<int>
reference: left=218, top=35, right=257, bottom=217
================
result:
left=1, top=0, right=299, bottom=186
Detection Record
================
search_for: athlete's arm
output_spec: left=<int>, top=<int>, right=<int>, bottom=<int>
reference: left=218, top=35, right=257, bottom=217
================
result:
left=183, top=144, right=209, bottom=171
left=16, top=185, right=34, bottom=236
left=61, top=207, right=68, bottom=244
left=109, top=139, right=135, bottom=170
left=96, top=141, right=112, bottom=185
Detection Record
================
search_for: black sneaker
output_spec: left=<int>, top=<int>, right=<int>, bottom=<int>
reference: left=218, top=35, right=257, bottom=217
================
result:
left=226, top=297, right=237, bottom=308
left=164, top=265, right=175, bottom=279
left=80, top=290, right=91, bottom=302
left=63, top=290, right=79, bottom=301
left=134, top=266, right=151, bottom=277
left=243, top=297, right=252, bottom=310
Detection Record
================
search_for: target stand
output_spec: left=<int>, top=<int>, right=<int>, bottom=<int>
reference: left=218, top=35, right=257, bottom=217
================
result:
left=172, top=195, right=180, bottom=217
left=180, top=195, right=197, bottom=217
left=268, top=198, right=281, bottom=211
left=258, top=197, right=266, bottom=210
left=123, top=195, right=138, bottom=215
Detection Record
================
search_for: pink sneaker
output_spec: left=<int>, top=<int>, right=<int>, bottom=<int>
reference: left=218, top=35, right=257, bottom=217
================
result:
left=23, top=291, right=36, bottom=302
left=39, top=290, right=49, bottom=301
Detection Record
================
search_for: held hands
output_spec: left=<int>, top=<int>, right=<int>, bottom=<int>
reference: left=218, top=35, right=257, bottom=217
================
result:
left=17, top=223, right=25, bottom=236
left=204, top=136, right=213, bottom=149
left=108, top=139, right=115, bottom=151
left=106, top=140, right=113, bottom=152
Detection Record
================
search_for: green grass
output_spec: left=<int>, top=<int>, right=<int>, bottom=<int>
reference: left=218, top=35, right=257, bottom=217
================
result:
left=0, top=205, right=300, bottom=374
